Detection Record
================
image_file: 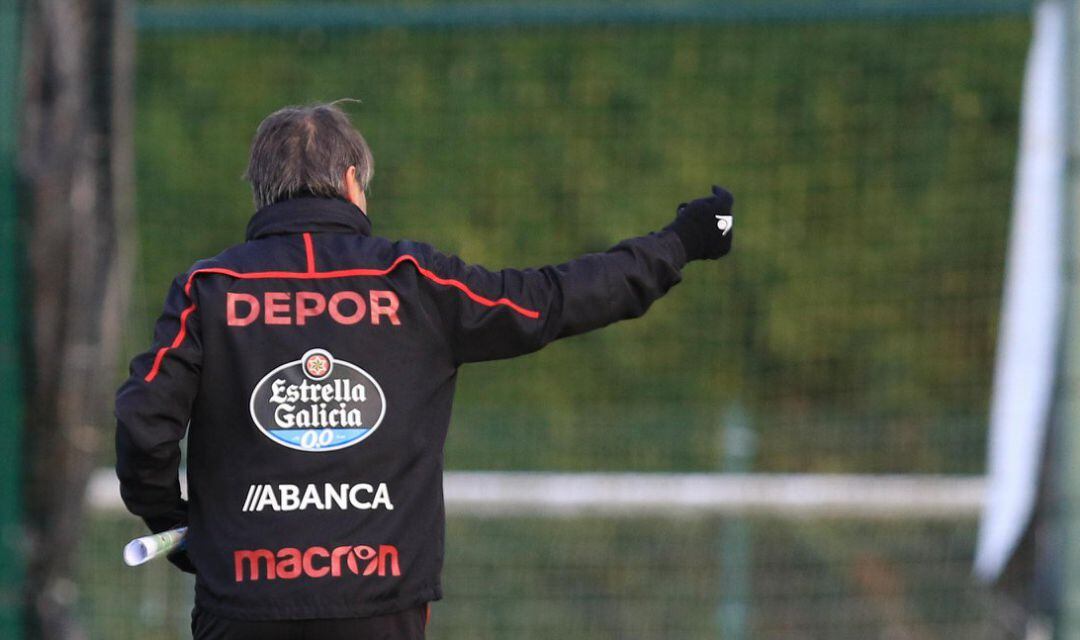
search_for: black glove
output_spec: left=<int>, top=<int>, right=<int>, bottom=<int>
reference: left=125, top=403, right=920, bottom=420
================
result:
left=144, top=503, right=196, bottom=574
left=663, top=185, right=734, bottom=261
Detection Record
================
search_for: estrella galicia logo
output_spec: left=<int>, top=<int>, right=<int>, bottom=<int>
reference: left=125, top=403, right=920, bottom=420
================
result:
left=249, top=349, right=386, bottom=452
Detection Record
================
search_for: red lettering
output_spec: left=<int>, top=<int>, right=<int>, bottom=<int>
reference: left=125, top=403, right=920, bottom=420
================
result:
left=264, top=292, right=292, bottom=325
left=226, top=291, right=402, bottom=327
left=331, top=545, right=352, bottom=577
left=370, top=291, right=401, bottom=326
left=234, top=544, right=399, bottom=582
left=354, top=545, right=378, bottom=576
left=234, top=549, right=276, bottom=582
left=302, top=546, right=330, bottom=578
left=329, top=291, right=366, bottom=325
left=379, top=545, right=401, bottom=577
left=296, top=292, right=326, bottom=325
left=227, top=293, right=260, bottom=326
left=276, top=547, right=302, bottom=579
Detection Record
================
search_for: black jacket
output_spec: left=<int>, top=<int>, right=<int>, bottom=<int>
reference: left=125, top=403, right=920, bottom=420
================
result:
left=115, top=196, right=688, bottom=620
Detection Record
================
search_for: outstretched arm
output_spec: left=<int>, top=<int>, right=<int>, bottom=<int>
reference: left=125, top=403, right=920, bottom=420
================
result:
left=431, top=186, right=735, bottom=363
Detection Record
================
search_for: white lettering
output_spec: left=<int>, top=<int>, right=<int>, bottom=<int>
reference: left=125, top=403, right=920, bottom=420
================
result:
left=266, top=379, right=367, bottom=408
left=255, top=485, right=281, bottom=511
left=326, top=483, right=348, bottom=510
left=349, top=483, right=373, bottom=509
left=270, top=400, right=363, bottom=430
left=242, top=485, right=257, bottom=511
left=300, top=484, right=324, bottom=510
left=243, top=483, right=393, bottom=513
left=270, top=379, right=288, bottom=403
left=280, top=484, right=300, bottom=510
left=274, top=403, right=296, bottom=428
left=373, top=483, right=394, bottom=510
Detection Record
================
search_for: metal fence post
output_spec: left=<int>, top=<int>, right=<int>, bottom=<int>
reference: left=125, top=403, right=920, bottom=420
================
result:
left=1059, top=1, right=1080, bottom=638
left=718, top=404, right=755, bottom=640
left=0, top=0, right=24, bottom=637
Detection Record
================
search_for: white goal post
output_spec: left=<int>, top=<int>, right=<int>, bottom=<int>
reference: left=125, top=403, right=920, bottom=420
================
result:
left=87, top=469, right=984, bottom=520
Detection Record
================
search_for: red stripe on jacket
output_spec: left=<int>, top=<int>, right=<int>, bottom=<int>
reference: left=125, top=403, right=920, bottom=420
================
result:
left=143, top=254, right=541, bottom=382
left=303, top=233, right=316, bottom=273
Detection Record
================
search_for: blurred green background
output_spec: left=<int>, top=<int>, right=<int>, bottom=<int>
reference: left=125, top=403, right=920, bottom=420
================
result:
left=91, top=2, right=1028, bottom=638
left=133, top=15, right=1021, bottom=474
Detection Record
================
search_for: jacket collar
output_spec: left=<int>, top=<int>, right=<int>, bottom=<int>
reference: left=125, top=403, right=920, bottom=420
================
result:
left=245, top=196, right=371, bottom=240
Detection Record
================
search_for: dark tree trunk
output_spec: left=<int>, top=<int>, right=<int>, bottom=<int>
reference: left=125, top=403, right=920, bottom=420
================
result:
left=18, top=0, right=134, bottom=638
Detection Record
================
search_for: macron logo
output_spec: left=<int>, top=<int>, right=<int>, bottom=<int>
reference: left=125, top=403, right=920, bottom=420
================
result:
left=715, top=215, right=733, bottom=236
left=234, top=544, right=401, bottom=582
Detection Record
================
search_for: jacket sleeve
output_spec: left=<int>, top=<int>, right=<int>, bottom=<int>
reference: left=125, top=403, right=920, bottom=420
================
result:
left=424, top=229, right=688, bottom=364
left=115, top=273, right=202, bottom=535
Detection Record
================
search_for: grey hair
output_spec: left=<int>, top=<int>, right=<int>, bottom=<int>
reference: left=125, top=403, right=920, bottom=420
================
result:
left=244, top=101, right=374, bottom=210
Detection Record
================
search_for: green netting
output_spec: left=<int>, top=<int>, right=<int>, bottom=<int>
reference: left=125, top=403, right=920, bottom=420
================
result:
left=0, top=2, right=23, bottom=638
left=82, top=514, right=1005, bottom=639
left=131, top=16, right=1022, bottom=474
left=93, top=2, right=1030, bottom=638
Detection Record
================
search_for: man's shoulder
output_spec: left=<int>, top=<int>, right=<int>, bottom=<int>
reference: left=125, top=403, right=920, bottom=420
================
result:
left=175, top=234, right=464, bottom=280
left=386, top=237, right=443, bottom=260
left=181, top=243, right=253, bottom=275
